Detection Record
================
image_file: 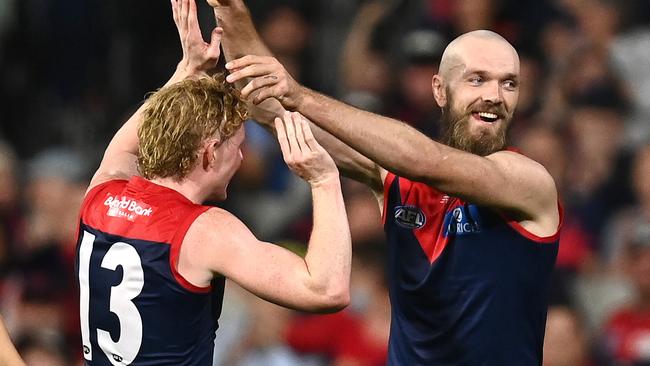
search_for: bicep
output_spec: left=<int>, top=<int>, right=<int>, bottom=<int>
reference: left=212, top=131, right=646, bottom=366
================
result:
left=430, top=150, right=557, bottom=220
left=196, top=211, right=326, bottom=311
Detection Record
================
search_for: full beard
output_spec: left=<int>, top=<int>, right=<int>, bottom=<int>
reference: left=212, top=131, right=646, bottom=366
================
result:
left=440, top=102, right=510, bottom=156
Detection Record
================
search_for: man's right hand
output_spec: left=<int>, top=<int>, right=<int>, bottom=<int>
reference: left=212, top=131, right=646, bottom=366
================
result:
left=275, top=112, right=338, bottom=188
left=172, top=0, right=222, bottom=76
left=225, top=55, right=303, bottom=107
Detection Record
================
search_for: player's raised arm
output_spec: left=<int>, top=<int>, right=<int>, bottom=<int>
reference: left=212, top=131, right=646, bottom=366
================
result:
left=225, top=35, right=558, bottom=233
left=207, top=0, right=270, bottom=61
left=87, top=0, right=223, bottom=193
left=207, top=0, right=384, bottom=193
left=187, top=112, right=351, bottom=312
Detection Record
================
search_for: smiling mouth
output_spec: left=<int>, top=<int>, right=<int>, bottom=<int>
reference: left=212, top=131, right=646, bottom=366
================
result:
left=472, top=112, right=499, bottom=123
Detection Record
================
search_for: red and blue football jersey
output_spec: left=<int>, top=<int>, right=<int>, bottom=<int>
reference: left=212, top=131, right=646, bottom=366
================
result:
left=382, top=172, right=561, bottom=365
left=75, top=177, right=224, bottom=366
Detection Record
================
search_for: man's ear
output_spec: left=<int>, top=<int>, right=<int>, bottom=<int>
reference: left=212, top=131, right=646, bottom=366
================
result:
left=432, top=75, right=447, bottom=108
left=202, top=139, right=221, bottom=170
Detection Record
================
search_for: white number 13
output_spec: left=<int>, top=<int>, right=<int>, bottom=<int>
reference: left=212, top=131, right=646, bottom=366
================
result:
left=79, top=231, right=144, bottom=365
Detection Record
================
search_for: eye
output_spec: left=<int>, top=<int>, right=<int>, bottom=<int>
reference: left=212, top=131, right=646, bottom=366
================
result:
left=502, top=80, right=517, bottom=91
left=468, top=76, right=483, bottom=85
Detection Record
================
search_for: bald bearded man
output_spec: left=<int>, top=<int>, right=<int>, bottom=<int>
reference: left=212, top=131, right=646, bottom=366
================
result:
left=215, top=1, right=561, bottom=363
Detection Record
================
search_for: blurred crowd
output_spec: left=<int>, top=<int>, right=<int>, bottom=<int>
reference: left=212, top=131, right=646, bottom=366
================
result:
left=1, top=0, right=650, bottom=365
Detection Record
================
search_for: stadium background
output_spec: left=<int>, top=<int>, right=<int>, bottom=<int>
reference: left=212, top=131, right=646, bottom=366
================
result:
left=1, top=0, right=650, bottom=364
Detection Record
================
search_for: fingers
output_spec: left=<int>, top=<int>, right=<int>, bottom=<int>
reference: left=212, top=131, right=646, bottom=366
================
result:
left=291, top=112, right=308, bottom=153
left=187, top=0, right=201, bottom=34
left=253, top=87, right=285, bottom=105
left=240, top=74, right=278, bottom=98
left=300, top=117, right=319, bottom=151
left=275, top=117, right=291, bottom=161
left=283, top=111, right=300, bottom=158
left=225, top=55, right=271, bottom=76
left=180, top=0, right=189, bottom=33
left=171, top=0, right=179, bottom=27
left=276, top=113, right=311, bottom=168
left=206, top=27, right=223, bottom=60
left=226, top=62, right=276, bottom=84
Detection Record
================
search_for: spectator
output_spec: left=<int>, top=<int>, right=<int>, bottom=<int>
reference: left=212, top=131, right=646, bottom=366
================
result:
left=543, top=305, right=593, bottom=366
left=602, top=221, right=650, bottom=365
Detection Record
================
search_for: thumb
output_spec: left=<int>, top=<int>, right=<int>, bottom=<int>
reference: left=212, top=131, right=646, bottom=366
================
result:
left=207, top=27, right=223, bottom=60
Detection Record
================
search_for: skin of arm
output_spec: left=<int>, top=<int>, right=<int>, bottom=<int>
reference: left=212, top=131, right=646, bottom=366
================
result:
left=279, top=83, right=554, bottom=232
left=280, top=84, right=558, bottom=229
left=225, top=69, right=558, bottom=234
left=217, top=6, right=558, bottom=230
left=87, top=0, right=223, bottom=193
left=181, top=113, right=352, bottom=312
left=214, top=0, right=558, bottom=233
left=209, top=0, right=384, bottom=193
left=252, top=112, right=383, bottom=192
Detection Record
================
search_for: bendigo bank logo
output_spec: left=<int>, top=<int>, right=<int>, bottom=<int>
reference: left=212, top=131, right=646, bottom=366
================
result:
left=104, top=195, right=154, bottom=222
left=394, top=205, right=426, bottom=229
left=445, top=206, right=481, bottom=236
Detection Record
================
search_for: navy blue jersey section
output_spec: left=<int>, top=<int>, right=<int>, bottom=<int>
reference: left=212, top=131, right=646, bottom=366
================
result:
left=383, top=174, right=559, bottom=365
left=77, top=224, right=224, bottom=366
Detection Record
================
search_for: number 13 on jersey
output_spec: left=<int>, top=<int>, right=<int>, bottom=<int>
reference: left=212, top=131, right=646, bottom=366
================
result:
left=78, top=230, right=145, bottom=365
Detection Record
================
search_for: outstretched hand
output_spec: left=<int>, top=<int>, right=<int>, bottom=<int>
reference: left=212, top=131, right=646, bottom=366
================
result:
left=225, top=55, right=302, bottom=107
left=171, top=0, right=222, bottom=75
left=275, top=112, right=338, bottom=187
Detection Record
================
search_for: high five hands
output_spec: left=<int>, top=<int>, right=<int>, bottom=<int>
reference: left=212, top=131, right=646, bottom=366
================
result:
left=202, top=0, right=300, bottom=107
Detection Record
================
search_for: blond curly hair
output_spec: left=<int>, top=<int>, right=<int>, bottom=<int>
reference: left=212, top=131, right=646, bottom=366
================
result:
left=138, top=74, right=248, bottom=181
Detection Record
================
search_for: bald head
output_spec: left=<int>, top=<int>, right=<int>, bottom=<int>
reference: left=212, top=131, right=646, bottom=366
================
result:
left=438, top=30, right=519, bottom=80
left=431, top=30, right=521, bottom=156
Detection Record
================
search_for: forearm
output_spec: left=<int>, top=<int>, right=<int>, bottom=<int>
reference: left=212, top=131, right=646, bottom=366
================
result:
left=213, top=3, right=271, bottom=61
left=109, top=66, right=190, bottom=156
left=93, top=65, right=193, bottom=182
left=296, top=88, right=444, bottom=183
left=250, top=101, right=382, bottom=189
left=303, top=178, right=351, bottom=310
left=308, top=123, right=383, bottom=189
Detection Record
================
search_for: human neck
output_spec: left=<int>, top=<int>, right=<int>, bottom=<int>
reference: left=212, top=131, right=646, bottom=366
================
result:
left=150, top=174, right=209, bottom=204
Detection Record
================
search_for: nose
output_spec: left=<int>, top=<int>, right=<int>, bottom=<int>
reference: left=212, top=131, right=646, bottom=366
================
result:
left=482, top=80, right=503, bottom=105
left=238, top=149, right=243, bottom=161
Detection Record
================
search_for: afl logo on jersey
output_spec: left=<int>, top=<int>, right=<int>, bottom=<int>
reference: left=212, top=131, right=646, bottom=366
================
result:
left=394, top=205, right=426, bottom=229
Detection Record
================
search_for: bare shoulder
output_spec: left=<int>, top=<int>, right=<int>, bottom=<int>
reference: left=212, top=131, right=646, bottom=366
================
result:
left=185, top=207, right=263, bottom=258
left=180, top=207, right=259, bottom=281
left=487, top=150, right=559, bottom=234
left=487, top=150, right=557, bottom=199
left=487, top=150, right=549, bottom=175
left=187, top=207, right=254, bottom=243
